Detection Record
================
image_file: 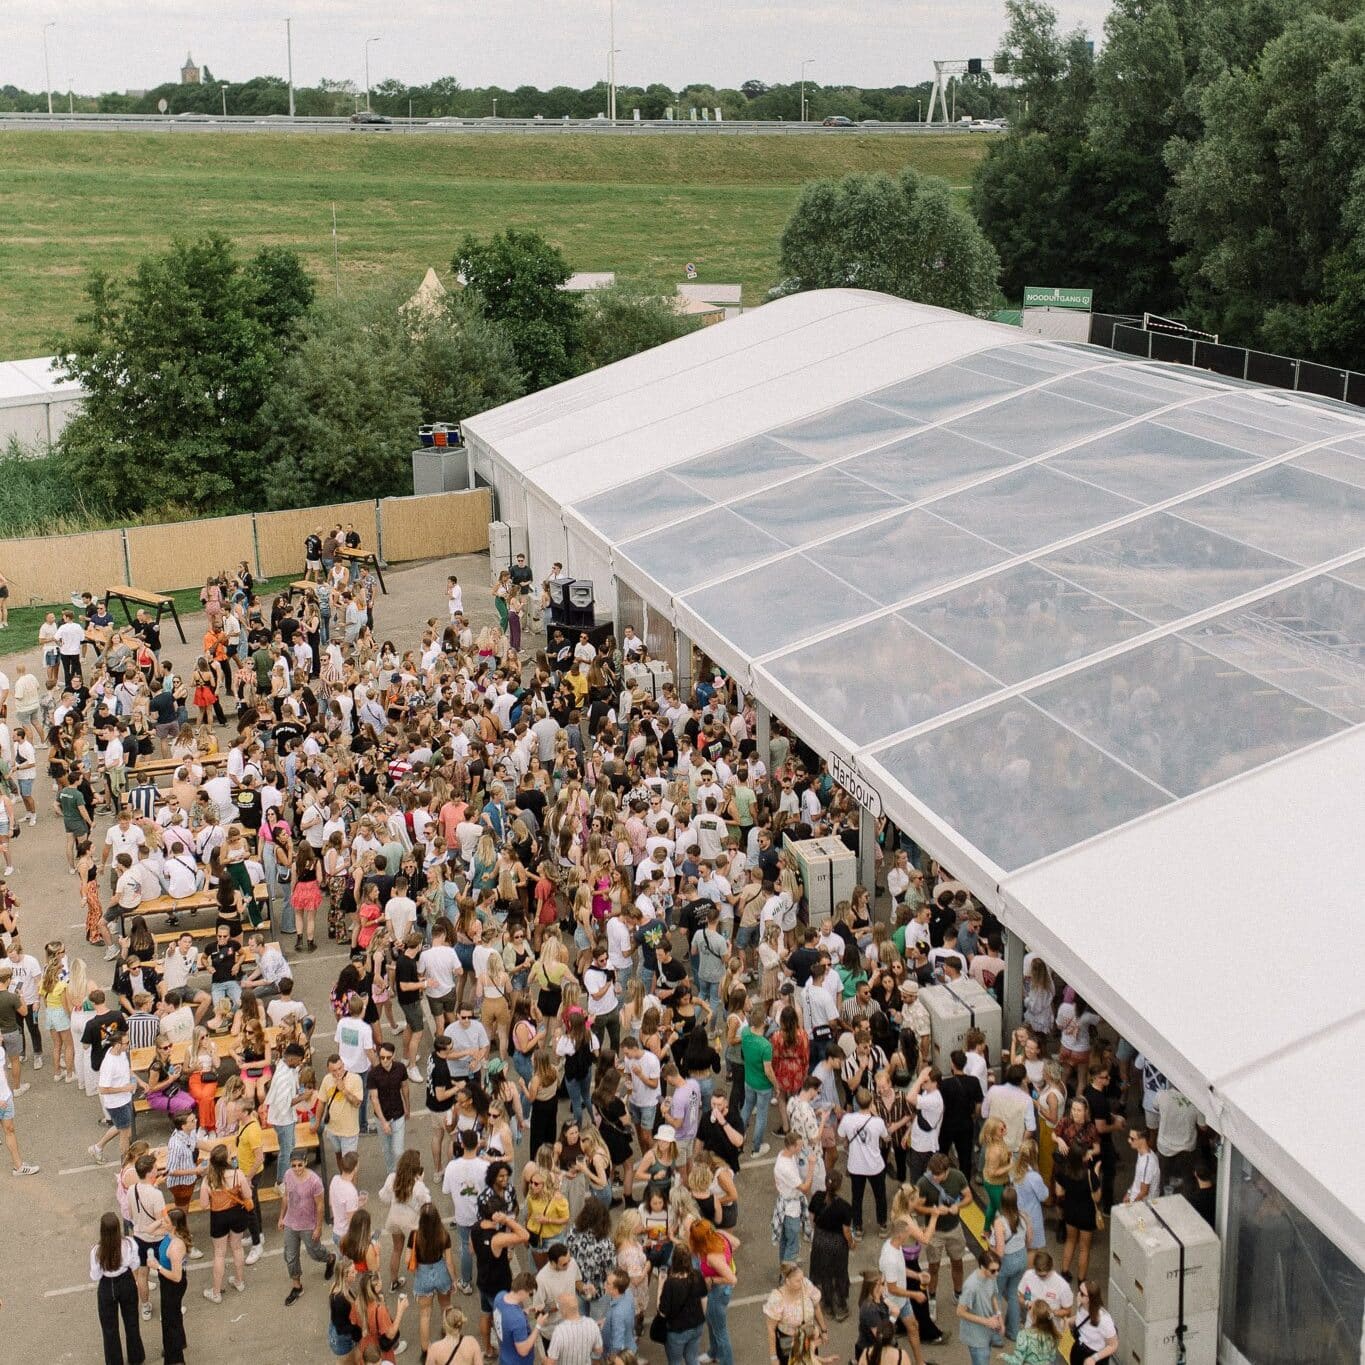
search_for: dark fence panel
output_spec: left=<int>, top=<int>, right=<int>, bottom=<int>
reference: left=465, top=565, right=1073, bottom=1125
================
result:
left=1089, top=313, right=1137, bottom=349
left=1347, top=372, right=1365, bottom=408
left=1151, top=332, right=1197, bottom=365
left=1296, top=361, right=1351, bottom=401
left=1191, top=341, right=1244, bottom=380
left=1112, top=324, right=1150, bottom=358
left=1245, top=350, right=1298, bottom=389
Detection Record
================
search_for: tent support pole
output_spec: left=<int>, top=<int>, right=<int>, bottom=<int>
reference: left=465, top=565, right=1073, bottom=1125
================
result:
left=1003, top=929, right=1024, bottom=1036
left=677, top=631, right=693, bottom=701
left=755, top=701, right=771, bottom=775
left=857, top=812, right=877, bottom=900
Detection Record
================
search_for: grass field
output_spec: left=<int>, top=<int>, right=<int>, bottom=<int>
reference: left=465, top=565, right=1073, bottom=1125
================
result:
left=0, top=131, right=988, bottom=358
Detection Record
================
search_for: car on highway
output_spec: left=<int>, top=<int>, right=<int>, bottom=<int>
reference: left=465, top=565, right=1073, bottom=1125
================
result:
left=349, top=111, right=392, bottom=126
left=821, top=115, right=855, bottom=128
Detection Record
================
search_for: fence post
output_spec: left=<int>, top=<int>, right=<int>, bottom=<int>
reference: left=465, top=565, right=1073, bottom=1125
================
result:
left=375, top=499, right=385, bottom=565
left=1146, top=330, right=1153, bottom=360
left=1293, top=359, right=1301, bottom=392
left=121, top=529, right=133, bottom=586
left=250, top=514, right=264, bottom=580
left=1243, top=350, right=1250, bottom=382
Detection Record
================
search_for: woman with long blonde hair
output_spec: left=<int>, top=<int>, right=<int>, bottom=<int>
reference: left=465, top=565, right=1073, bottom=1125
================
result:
left=379, top=1148, right=431, bottom=1292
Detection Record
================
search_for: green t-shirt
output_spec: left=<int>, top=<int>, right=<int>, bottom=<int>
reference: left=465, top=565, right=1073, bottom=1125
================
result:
left=915, top=1167, right=970, bottom=1232
left=0, top=989, right=22, bottom=1035
left=740, top=1027, right=773, bottom=1092
left=58, top=786, right=88, bottom=834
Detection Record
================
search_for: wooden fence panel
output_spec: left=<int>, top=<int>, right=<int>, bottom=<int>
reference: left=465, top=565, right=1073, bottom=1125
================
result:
left=0, top=529, right=126, bottom=606
left=379, top=490, right=491, bottom=563
left=127, top=515, right=255, bottom=592
left=254, top=500, right=378, bottom=579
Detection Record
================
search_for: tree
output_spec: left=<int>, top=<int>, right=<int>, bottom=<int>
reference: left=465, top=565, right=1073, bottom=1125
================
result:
left=576, top=284, right=701, bottom=372
left=777, top=167, right=1000, bottom=315
left=1168, top=7, right=1365, bottom=366
left=55, top=235, right=313, bottom=515
left=740, top=79, right=770, bottom=99
left=454, top=229, right=582, bottom=390
left=406, top=293, right=526, bottom=428
left=259, top=292, right=421, bottom=508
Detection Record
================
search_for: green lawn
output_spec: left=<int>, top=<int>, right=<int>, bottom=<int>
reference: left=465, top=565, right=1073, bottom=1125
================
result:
left=0, top=131, right=987, bottom=358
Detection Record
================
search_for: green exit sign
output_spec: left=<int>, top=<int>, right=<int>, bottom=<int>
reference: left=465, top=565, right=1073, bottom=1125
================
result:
left=1024, top=285, right=1094, bottom=310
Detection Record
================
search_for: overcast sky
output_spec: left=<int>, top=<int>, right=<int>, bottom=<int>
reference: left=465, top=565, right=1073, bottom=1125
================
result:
left=7, top=1, right=1111, bottom=96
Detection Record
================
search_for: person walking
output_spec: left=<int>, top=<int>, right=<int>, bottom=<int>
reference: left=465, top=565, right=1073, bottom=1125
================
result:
left=90, top=1212, right=146, bottom=1365
left=0, top=1040, right=39, bottom=1175
left=657, top=1242, right=709, bottom=1365
left=688, top=1219, right=738, bottom=1365
left=955, top=1249, right=1005, bottom=1365
left=279, top=1151, right=337, bottom=1305
left=838, top=1087, right=889, bottom=1240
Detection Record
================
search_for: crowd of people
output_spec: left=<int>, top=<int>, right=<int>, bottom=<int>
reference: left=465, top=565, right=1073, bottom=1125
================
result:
left=0, top=543, right=1217, bottom=1365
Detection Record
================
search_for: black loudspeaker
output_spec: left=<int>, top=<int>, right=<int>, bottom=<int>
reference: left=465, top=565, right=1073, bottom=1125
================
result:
left=568, top=580, right=594, bottom=610
left=548, top=577, right=574, bottom=609
left=566, top=602, right=596, bottom=630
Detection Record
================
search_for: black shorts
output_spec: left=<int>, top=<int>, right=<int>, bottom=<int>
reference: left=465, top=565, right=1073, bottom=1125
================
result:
left=402, top=1000, right=427, bottom=1034
left=209, top=1206, right=250, bottom=1239
left=134, top=1236, right=162, bottom=1267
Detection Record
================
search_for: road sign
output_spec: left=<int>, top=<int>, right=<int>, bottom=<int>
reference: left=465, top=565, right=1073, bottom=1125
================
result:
left=830, top=753, right=882, bottom=818
left=685, top=262, right=698, bottom=279
left=1023, top=285, right=1093, bottom=310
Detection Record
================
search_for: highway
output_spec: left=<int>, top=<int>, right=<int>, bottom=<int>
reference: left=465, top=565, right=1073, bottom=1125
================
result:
left=0, top=111, right=989, bottom=136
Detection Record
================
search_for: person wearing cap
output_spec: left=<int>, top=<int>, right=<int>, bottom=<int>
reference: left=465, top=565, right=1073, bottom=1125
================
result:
left=896, top=978, right=932, bottom=1069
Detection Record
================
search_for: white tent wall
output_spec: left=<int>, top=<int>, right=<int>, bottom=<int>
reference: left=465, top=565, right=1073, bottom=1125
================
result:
left=565, top=525, right=616, bottom=628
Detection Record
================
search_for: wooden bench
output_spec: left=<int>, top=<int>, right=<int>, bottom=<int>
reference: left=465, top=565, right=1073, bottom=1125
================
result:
left=153, top=924, right=268, bottom=946
left=131, top=1025, right=281, bottom=1074
left=334, top=545, right=387, bottom=594
left=124, top=889, right=218, bottom=936
left=287, top=580, right=318, bottom=603
left=106, top=584, right=187, bottom=644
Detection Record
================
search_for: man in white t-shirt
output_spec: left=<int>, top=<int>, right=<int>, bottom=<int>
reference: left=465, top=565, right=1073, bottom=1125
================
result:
left=906, top=1067, right=944, bottom=1181
left=442, top=1130, right=488, bottom=1294
left=1018, top=1252, right=1073, bottom=1324
left=838, top=1093, right=890, bottom=1237
left=622, top=1036, right=661, bottom=1144
left=384, top=879, right=418, bottom=942
left=335, top=997, right=377, bottom=1136
left=582, top=948, right=619, bottom=1049
left=419, top=926, right=463, bottom=1032
left=1155, top=1088, right=1199, bottom=1191
left=1124, top=1128, right=1161, bottom=1204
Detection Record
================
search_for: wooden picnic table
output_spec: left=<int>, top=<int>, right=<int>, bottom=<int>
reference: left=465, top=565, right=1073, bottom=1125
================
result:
left=286, top=579, right=318, bottom=602
left=106, top=584, right=188, bottom=644
left=131, top=1025, right=280, bottom=1073
left=335, top=545, right=387, bottom=594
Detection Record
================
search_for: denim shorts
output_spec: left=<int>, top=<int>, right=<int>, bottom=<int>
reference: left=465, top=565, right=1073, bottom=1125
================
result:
left=0, top=1098, right=14, bottom=1121
left=107, top=1102, right=134, bottom=1131
left=328, top=1322, right=356, bottom=1358
left=628, top=1102, right=657, bottom=1129
left=414, top=1257, right=454, bottom=1298
left=45, top=1007, right=71, bottom=1031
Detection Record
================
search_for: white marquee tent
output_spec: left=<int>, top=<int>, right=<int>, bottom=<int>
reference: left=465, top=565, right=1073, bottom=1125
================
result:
left=464, top=290, right=1365, bottom=1282
left=0, top=355, right=86, bottom=449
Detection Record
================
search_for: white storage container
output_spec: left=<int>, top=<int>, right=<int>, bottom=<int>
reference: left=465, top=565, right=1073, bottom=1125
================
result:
left=1106, top=1279, right=1134, bottom=1365
left=488, top=521, right=512, bottom=577
left=783, top=834, right=856, bottom=926
left=920, top=978, right=1002, bottom=1074
left=647, top=660, right=674, bottom=693
left=1126, top=1309, right=1218, bottom=1365
left=1109, top=1196, right=1221, bottom=1324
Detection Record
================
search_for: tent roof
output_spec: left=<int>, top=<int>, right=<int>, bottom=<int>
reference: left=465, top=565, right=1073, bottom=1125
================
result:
left=464, top=289, right=1365, bottom=1266
left=0, top=356, right=85, bottom=410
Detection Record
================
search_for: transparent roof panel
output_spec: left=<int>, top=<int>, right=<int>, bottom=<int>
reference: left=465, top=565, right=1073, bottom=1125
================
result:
left=872, top=699, right=1170, bottom=871
left=731, top=467, right=904, bottom=548
left=1328, top=433, right=1365, bottom=458
left=840, top=429, right=1020, bottom=503
left=866, top=361, right=1025, bottom=424
left=942, top=390, right=1130, bottom=459
left=619, top=507, right=788, bottom=594
left=673, top=435, right=819, bottom=502
left=1176, top=465, right=1365, bottom=566
left=1332, top=557, right=1365, bottom=590
left=904, top=563, right=1152, bottom=685
left=1154, top=397, right=1320, bottom=457
left=1292, top=446, right=1365, bottom=491
left=1047, top=421, right=1262, bottom=504
left=1196, top=392, right=1355, bottom=444
left=574, top=472, right=711, bottom=542
left=961, top=344, right=1094, bottom=381
left=768, top=400, right=916, bottom=461
left=1039, top=513, right=1295, bottom=624
left=1041, top=371, right=1185, bottom=418
left=763, top=613, right=1001, bottom=747
left=932, top=464, right=1141, bottom=555
left=1029, top=636, right=1347, bottom=797
left=1179, top=574, right=1365, bottom=723
left=683, top=557, right=879, bottom=658
left=806, top=508, right=1010, bottom=606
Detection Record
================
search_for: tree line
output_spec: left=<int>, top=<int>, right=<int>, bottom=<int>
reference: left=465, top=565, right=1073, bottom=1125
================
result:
left=0, top=73, right=1013, bottom=124
left=972, top=0, right=1365, bottom=370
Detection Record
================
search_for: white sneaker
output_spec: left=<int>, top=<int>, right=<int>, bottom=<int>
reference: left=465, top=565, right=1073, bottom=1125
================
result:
left=230, top=1278, right=246, bottom=1293
left=141, top=1304, right=152, bottom=1321
left=393, top=1344, right=408, bottom=1357
left=188, top=1247, right=205, bottom=1260
left=203, top=1288, right=221, bottom=1303
left=4, top=866, right=12, bottom=875
left=12, top=1163, right=39, bottom=1176
left=64, top=1070, right=75, bottom=1083
left=753, top=1142, right=770, bottom=1157
left=88, top=1143, right=106, bottom=1164
left=103, top=945, right=120, bottom=961
left=26, top=815, right=36, bottom=825
left=33, top=1057, right=42, bottom=1071
left=245, top=1242, right=264, bottom=1265
left=406, top=1064, right=423, bottom=1083
left=13, top=1083, right=30, bottom=1097
left=53, top=1070, right=65, bottom=1082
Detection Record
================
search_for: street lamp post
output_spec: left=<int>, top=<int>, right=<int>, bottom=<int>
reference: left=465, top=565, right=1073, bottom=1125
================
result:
left=608, top=0, right=617, bottom=122
left=492, top=96, right=498, bottom=118
left=364, top=36, right=380, bottom=111
left=917, top=97, right=922, bottom=122
left=285, top=18, right=295, bottom=118
left=42, top=22, right=55, bottom=116
left=800, top=58, right=814, bottom=123
left=221, top=82, right=228, bottom=118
